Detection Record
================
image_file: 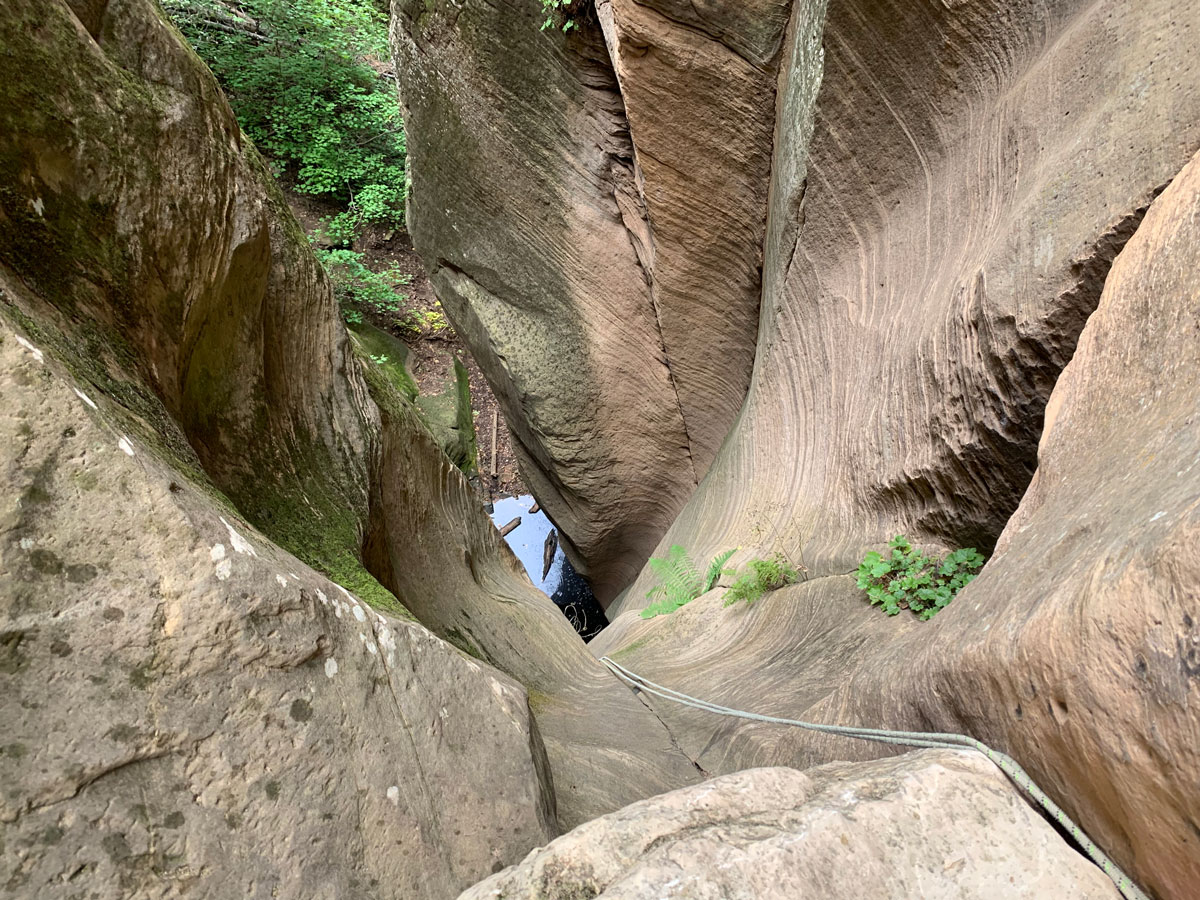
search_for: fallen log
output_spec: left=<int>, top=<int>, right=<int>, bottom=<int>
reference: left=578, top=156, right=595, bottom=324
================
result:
left=542, top=529, right=558, bottom=582
left=490, top=409, right=499, bottom=477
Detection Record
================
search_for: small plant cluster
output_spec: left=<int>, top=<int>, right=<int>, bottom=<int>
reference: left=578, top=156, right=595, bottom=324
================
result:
left=721, top=554, right=803, bottom=607
left=401, top=305, right=452, bottom=339
left=539, top=0, right=578, bottom=32
left=856, top=536, right=985, bottom=620
left=640, top=546, right=803, bottom=619
left=315, top=248, right=410, bottom=326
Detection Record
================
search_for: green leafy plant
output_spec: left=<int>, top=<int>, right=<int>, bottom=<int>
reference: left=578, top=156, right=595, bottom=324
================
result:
left=164, top=0, right=406, bottom=235
left=721, top=554, right=802, bottom=607
left=539, top=0, right=578, bottom=31
left=641, top=546, right=736, bottom=620
left=315, top=248, right=409, bottom=324
left=856, top=536, right=985, bottom=620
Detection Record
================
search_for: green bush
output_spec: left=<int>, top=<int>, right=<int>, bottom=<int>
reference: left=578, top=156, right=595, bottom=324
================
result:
left=640, top=546, right=736, bottom=620
left=164, top=0, right=405, bottom=234
left=721, top=554, right=802, bottom=607
left=856, top=536, right=984, bottom=620
left=315, top=248, right=410, bottom=324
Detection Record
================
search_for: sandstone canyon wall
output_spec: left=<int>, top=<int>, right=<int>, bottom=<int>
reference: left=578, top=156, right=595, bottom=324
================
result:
left=0, top=317, right=556, bottom=897
left=392, top=0, right=787, bottom=603
left=3, top=0, right=1200, bottom=897
left=399, top=1, right=1200, bottom=897
left=0, top=4, right=703, bottom=893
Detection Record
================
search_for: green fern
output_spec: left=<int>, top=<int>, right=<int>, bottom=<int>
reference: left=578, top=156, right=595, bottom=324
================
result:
left=704, top=548, right=737, bottom=593
left=641, top=545, right=736, bottom=619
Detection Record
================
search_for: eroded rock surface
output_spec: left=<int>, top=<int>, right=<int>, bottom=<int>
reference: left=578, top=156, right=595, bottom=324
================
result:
left=598, top=151, right=1200, bottom=899
left=362, top=369, right=703, bottom=829
left=618, top=0, right=1200, bottom=608
left=0, top=319, right=556, bottom=899
left=594, top=0, right=793, bottom=472
left=0, top=0, right=703, bottom=838
left=462, top=751, right=1119, bottom=900
left=392, top=0, right=777, bottom=604
left=0, top=0, right=383, bottom=604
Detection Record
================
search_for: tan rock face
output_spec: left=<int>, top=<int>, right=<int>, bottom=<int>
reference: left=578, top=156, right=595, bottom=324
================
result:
left=817, top=147, right=1200, bottom=900
left=0, top=0, right=704, bottom=838
left=0, top=318, right=556, bottom=899
left=616, top=0, right=1200, bottom=610
left=462, top=751, right=1120, bottom=900
left=361, top=375, right=704, bottom=830
left=585, top=2, right=1200, bottom=896
left=595, top=0, right=793, bottom=473
left=599, top=151, right=1200, bottom=899
left=0, top=0, right=380, bottom=600
left=392, top=0, right=783, bottom=604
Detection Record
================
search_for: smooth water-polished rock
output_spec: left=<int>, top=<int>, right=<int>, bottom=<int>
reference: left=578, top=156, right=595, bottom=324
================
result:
left=599, top=150, right=1200, bottom=899
left=461, top=750, right=1120, bottom=900
left=619, top=0, right=1200, bottom=607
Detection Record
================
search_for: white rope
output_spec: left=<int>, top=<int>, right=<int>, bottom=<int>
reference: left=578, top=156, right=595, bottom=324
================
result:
left=600, top=656, right=1149, bottom=900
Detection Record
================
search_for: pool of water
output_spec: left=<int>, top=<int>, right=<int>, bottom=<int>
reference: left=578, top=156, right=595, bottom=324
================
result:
left=490, top=495, right=607, bottom=640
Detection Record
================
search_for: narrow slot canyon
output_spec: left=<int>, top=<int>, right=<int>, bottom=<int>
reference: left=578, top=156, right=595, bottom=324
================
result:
left=2, top=1, right=1199, bottom=899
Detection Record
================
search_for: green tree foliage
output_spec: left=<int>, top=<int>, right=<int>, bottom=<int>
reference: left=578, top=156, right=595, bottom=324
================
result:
left=314, top=248, right=410, bottom=324
left=164, top=0, right=405, bottom=235
left=539, top=0, right=576, bottom=31
left=856, top=536, right=985, bottom=620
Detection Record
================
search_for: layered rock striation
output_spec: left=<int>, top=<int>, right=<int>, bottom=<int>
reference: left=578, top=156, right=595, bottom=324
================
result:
left=392, top=0, right=791, bottom=604
left=398, top=1, right=1200, bottom=896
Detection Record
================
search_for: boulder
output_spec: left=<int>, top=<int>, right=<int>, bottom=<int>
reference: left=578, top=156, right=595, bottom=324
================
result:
left=0, top=316, right=556, bottom=899
left=0, top=0, right=704, bottom=835
left=462, top=751, right=1120, bottom=900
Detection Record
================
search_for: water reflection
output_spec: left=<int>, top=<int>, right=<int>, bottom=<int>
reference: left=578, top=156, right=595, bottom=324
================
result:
left=490, top=495, right=608, bottom=640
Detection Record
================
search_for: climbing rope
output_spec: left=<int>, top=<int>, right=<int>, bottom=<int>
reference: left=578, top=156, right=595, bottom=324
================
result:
left=599, top=656, right=1149, bottom=900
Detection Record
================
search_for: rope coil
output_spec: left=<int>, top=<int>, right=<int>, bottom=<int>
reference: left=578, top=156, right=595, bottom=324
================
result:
left=599, top=656, right=1148, bottom=900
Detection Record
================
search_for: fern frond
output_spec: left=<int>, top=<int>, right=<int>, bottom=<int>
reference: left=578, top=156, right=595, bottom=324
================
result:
left=644, top=544, right=704, bottom=614
left=703, top=548, right=737, bottom=593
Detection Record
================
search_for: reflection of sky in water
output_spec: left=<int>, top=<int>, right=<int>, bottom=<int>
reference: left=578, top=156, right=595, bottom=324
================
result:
left=490, top=495, right=564, bottom=596
left=491, top=495, right=609, bottom=641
